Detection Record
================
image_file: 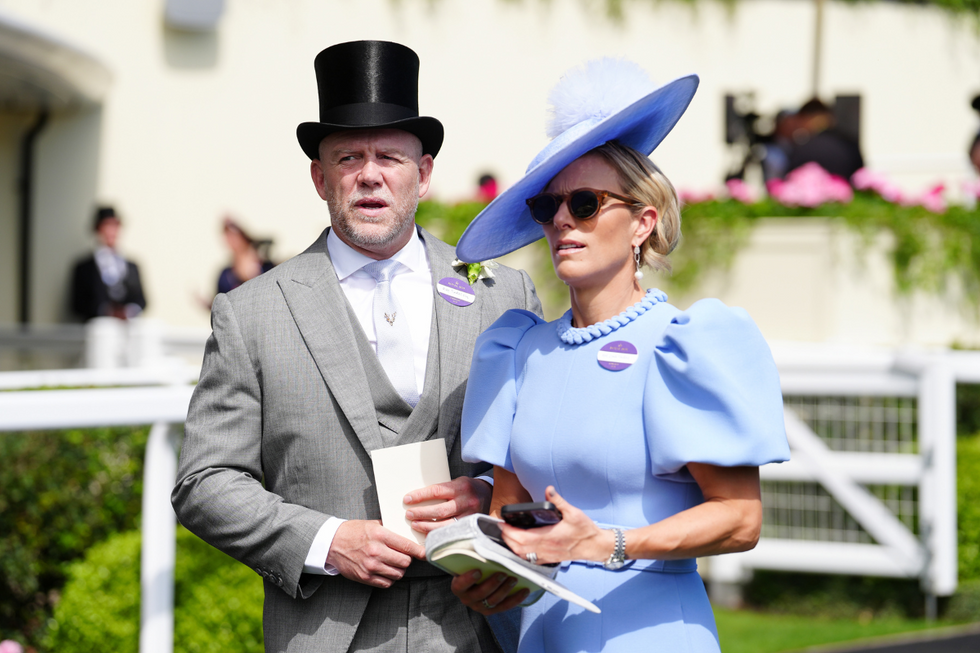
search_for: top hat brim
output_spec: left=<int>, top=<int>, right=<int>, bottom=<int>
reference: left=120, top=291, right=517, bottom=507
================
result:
left=454, top=74, right=699, bottom=264
left=297, top=116, right=444, bottom=160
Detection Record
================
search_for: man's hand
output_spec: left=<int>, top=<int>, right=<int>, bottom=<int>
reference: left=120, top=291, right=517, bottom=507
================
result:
left=403, top=477, right=493, bottom=535
left=451, top=570, right=529, bottom=615
left=327, top=519, right=426, bottom=588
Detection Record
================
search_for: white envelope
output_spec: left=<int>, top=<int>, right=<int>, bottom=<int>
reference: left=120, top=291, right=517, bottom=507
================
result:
left=371, top=439, right=452, bottom=544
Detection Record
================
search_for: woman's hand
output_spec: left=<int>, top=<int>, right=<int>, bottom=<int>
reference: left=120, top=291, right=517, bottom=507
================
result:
left=498, top=486, right=614, bottom=565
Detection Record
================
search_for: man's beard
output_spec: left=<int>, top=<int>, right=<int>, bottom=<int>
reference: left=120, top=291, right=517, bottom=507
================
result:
left=327, top=186, right=419, bottom=251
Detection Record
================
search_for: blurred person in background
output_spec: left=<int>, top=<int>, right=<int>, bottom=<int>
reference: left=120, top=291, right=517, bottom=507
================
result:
left=761, top=109, right=796, bottom=182
left=968, top=95, right=980, bottom=174
left=476, top=173, right=499, bottom=203
left=70, top=205, right=146, bottom=321
left=969, top=131, right=980, bottom=175
left=786, top=98, right=864, bottom=182
left=217, top=216, right=275, bottom=294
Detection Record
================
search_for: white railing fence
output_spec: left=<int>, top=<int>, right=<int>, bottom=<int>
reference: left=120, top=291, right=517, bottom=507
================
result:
left=708, top=343, right=980, bottom=620
left=2, top=339, right=978, bottom=650
left=0, top=366, right=195, bottom=653
left=0, top=318, right=209, bottom=371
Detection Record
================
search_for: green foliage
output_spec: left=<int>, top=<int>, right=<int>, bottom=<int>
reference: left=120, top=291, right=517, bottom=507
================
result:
left=45, top=530, right=141, bottom=650
left=0, top=426, right=148, bottom=647
left=414, top=199, right=572, bottom=319
left=956, top=384, right=980, bottom=436
left=172, top=528, right=264, bottom=652
left=742, top=571, right=927, bottom=619
left=714, top=607, right=936, bottom=653
left=669, top=198, right=758, bottom=292
left=454, top=0, right=980, bottom=21
left=47, top=527, right=264, bottom=653
left=958, top=434, right=980, bottom=581
left=603, top=0, right=980, bottom=19
left=675, top=194, right=980, bottom=308
left=947, top=579, right=980, bottom=621
left=876, top=0, right=980, bottom=14
left=416, top=193, right=980, bottom=311
left=414, top=200, right=486, bottom=248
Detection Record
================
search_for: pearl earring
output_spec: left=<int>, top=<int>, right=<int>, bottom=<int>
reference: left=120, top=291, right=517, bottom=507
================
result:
left=633, top=245, right=643, bottom=280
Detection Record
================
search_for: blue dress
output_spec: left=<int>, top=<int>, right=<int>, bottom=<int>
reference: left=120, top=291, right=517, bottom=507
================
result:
left=461, top=289, right=790, bottom=653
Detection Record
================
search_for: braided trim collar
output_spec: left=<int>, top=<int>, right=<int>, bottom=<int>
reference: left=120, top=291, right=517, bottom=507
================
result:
left=557, top=288, right=667, bottom=345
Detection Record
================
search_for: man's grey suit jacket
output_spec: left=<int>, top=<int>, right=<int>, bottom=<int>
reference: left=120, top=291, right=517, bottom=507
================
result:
left=172, top=226, right=542, bottom=653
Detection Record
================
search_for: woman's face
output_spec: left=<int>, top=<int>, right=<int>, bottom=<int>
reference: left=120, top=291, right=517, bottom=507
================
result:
left=540, top=154, right=648, bottom=290
left=224, top=225, right=251, bottom=254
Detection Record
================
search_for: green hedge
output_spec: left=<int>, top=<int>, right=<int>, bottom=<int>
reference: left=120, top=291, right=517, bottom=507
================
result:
left=46, top=526, right=264, bottom=653
left=958, top=434, right=980, bottom=582
left=675, top=194, right=980, bottom=304
left=0, top=426, right=148, bottom=648
left=415, top=194, right=980, bottom=311
left=504, top=0, right=980, bottom=21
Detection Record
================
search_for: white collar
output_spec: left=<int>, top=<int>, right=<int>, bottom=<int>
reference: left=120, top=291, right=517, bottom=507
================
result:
left=327, top=225, right=427, bottom=281
left=94, top=245, right=120, bottom=259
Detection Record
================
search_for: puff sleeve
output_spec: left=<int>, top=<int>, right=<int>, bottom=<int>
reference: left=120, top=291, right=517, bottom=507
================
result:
left=645, top=298, right=789, bottom=478
left=461, top=309, right=546, bottom=472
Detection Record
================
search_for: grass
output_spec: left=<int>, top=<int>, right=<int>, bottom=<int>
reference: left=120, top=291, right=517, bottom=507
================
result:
left=714, top=608, right=940, bottom=653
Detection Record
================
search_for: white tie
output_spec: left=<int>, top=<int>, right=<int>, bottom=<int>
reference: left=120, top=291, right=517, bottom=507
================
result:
left=362, top=259, right=419, bottom=407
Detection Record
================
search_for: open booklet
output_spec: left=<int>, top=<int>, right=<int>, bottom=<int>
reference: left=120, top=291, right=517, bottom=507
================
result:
left=425, top=514, right=601, bottom=614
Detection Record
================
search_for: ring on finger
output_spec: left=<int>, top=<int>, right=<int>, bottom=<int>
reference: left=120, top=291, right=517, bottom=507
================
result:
left=482, top=598, right=495, bottom=610
left=526, top=552, right=538, bottom=564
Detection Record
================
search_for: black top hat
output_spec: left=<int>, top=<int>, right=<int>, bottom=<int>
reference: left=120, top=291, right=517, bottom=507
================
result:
left=92, top=205, right=118, bottom=230
left=296, top=41, right=444, bottom=160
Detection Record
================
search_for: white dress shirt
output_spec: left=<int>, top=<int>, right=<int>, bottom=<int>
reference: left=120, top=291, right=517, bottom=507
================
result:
left=304, top=227, right=433, bottom=575
left=94, top=245, right=127, bottom=287
left=326, top=227, right=433, bottom=395
left=93, top=245, right=143, bottom=318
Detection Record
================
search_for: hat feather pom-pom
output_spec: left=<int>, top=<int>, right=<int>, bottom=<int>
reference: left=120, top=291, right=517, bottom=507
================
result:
left=546, top=58, right=656, bottom=139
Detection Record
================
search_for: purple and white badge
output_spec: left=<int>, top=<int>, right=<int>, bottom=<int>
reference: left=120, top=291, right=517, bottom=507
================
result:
left=597, top=341, right=638, bottom=371
left=437, top=277, right=475, bottom=307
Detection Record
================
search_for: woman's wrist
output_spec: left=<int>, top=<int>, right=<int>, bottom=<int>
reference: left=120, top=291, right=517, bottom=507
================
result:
left=591, top=528, right=621, bottom=562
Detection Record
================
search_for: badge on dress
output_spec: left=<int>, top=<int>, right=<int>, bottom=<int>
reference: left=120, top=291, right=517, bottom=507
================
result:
left=437, top=277, right=476, bottom=307
left=597, top=341, right=638, bottom=371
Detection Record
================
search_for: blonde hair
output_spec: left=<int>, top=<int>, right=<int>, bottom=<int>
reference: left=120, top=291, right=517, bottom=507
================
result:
left=589, top=140, right=681, bottom=273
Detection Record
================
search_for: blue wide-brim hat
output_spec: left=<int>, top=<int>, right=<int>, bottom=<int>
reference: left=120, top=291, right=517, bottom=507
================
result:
left=455, top=61, right=698, bottom=263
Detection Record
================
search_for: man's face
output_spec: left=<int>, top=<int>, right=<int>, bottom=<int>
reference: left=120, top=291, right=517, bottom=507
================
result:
left=96, top=217, right=121, bottom=249
left=311, top=128, right=433, bottom=259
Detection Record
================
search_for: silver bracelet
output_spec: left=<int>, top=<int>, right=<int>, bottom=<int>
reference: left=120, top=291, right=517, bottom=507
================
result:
left=603, top=528, right=627, bottom=570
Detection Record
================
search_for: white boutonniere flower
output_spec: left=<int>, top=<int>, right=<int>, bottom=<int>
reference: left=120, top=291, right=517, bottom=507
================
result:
left=451, top=258, right=498, bottom=285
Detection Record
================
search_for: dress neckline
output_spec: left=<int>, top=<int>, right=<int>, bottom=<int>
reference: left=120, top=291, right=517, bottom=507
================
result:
left=557, top=288, right=667, bottom=345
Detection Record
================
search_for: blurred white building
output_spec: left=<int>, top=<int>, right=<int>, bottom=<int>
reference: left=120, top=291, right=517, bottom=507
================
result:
left=0, top=0, right=977, bottom=340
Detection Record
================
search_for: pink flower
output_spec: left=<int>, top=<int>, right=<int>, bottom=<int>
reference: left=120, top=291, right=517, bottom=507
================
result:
left=902, top=183, right=946, bottom=214
left=0, top=641, right=24, bottom=653
left=767, top=162, right=852, bottom=207
left=678, top=188, right=715, bottom=205
left=962, top=179, right=980, bottom=199
left=725, top=178, right=759, bottom=204
left=851, top=168, right=904, bottom=203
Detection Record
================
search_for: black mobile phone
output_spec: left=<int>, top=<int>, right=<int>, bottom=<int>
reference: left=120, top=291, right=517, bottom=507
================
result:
left=500, top=501, right=562, bottom=529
